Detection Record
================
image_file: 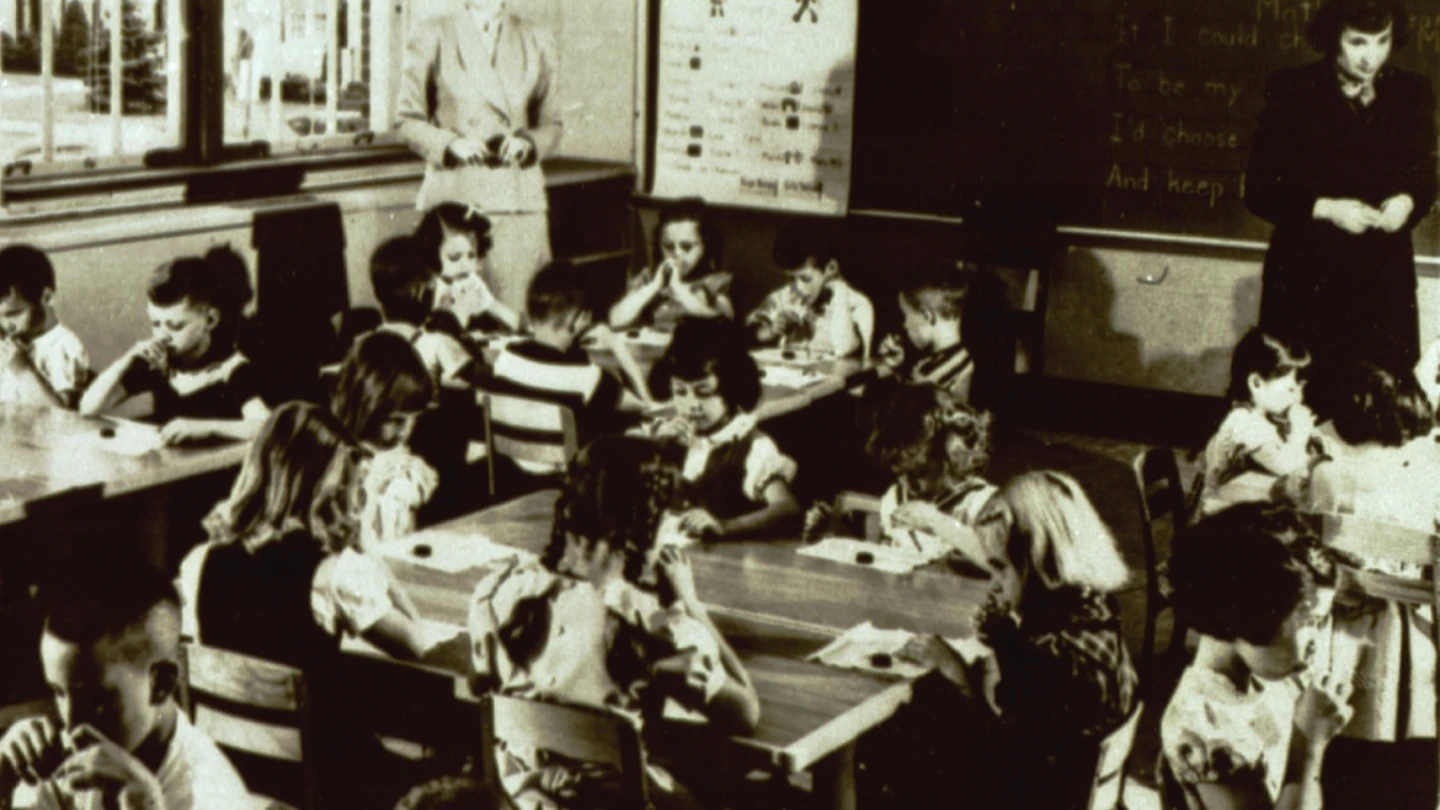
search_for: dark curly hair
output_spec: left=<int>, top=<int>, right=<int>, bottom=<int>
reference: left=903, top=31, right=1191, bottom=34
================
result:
left=1330, top=363, right=1433, bottom=447
left=1307, top=0, right=1410, bottom=56
left=414, top=203, right=495, bottom=271
left=648, top=318, right=762, bottom=411
left=866, top=383, right=992, bottom=480
left=1226, top=328, right=1311, bottom=402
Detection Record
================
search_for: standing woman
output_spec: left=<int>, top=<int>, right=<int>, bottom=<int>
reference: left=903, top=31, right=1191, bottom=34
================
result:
left=396, top=0, right=562, bottom=314
left=1247, top=0, right=1437, bottom=413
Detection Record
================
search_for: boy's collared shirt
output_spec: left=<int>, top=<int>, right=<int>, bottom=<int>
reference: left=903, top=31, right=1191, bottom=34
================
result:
left=477, top=339, right=622, bottom=447
left=748, top=278, right=872, bottom=358
left=0, top=323, right=89, bottom=405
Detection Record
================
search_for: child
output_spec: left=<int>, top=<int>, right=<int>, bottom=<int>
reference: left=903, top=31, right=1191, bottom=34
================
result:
left=0, top=553, right=251, bottom=810
left=870, top=471, right=1137, bottom=810
left=0, top=245, right=89, bottom=408
left=413, top=204, right=523, bottom=336
left=609, top=198, right=734, bottom=330
left=876, top=261, right=984, bottom=405
left=330, top=332, right=442, bottom=549
left=477, top=260, right=651, bottom=448
left=467, top=435, right=761, bottom=809
left=1161, top=504, right=1351, bottom=810
left=80, top=247, right=269, bottom=445
left=1197, top=329, right=1321, bottom=518
left=369, top=235, right=480, bottom=388
left=747, top=221, right=874, bottom=359
left=395, top=777, right=512, bottom=810
left=634, top=318, right=799, bottom=540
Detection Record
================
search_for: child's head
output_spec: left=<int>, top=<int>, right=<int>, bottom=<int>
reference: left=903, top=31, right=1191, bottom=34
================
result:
left=653, top=198, right=721, bottom=279
left=526, top=260, right=595, bottom=338
left=1227, top=329, right=1310, bottom=413
left=1170, top=503, right=1335, bottom=680
left=772, top=220, right=843, bottom=306
left=394, top=776, right=512, bottom=810
left=209, top=401, right=359, bottom=552
left=996, top=471, right=1129, bottom=603
left=331, top=331, right=435, bottom=449
left=0, top=244, right=56, bottom=341
left=146, top=246, right=253, bottom=362
left=1330, top=362, right=1433, bottom=447
left=39, top=552, right=182, bottom=750
left=414, top=204, right=494, bottom=313
left=896, top=261, right=973, bottom=352
left=866, top=383, right=992, bottom=499
left=370, top=236, right=435, bottom=326
left=650, top=318, right=761, bottom=432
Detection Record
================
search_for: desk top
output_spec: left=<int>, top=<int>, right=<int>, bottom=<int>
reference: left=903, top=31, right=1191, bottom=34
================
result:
left=0, top=404, right=247, bottom=522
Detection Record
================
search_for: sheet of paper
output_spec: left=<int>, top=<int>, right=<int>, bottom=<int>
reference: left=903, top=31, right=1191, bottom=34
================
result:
left=808, top=621, right=928, bottom=678
left=379, top=531, right=529, bottom=574
left=796, top=537, right=929, bottom=574
left=760, top=364, right=827, bottom=389
left=343, top=617, right=463, bottom=660
left=62, top=418, right=164, bottom=457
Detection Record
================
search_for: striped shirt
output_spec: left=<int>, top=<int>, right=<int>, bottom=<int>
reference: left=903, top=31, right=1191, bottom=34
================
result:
left=910, top=342, right=976, bottom=403
left=476, top=339, right=622, bottom=446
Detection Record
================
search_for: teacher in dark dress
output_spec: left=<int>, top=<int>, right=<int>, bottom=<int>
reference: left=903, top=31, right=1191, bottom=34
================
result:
left=1247, top=0, right=1437, bottom=402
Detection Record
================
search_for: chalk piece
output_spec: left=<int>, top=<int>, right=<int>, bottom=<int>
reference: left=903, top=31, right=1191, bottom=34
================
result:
left=412, top=544, right=433, bottom=559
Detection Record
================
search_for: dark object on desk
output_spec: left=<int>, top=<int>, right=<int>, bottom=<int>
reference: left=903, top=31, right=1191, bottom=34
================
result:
left=855, top=551, right=875, bottom=565
left=627, top=329, right=641, bottom=339
left=869, top=653, right=892, bottom=669
left=99, top=427, right=116, bottom=439
left=412, top=544, right=433, bottom=559
left=782, top=350, right=796, bottom=360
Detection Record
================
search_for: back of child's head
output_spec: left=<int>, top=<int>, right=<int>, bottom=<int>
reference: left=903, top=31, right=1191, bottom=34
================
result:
left=866, top=383, right=992, bottom=481
left=42, top=550, right=181, bottom=666
left=649, top=318, right=761, bottom=411
left=0, top=244, right=57, bottom=306
left=211, top=401, right=359, bottom=552
left=1226, top=329, right=1310, bottom=402
left=653, top=197, right=722, bottom=273
left=394, top=776, right=512, bottom=810
left=525, top=260, right=593, bottom=326
left=1000, top=471, right=1129, bottom=594
left=772, top=219, right=843, bottom=272
left=414, top=203, right=494, bottom=268
left=898, top=260, right=975, bottom=322
left=148, top=245, right=253, bottom=346
left=1169, top=503, right=1332, bottom=645
left=370, top=236, right=434, bottom=325
left=1330, top=362, right=1433, bottom=447
left=331, top=331, right=435, bottom=446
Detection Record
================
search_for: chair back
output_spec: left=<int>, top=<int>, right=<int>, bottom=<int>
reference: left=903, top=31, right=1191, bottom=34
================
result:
left=833, top=491, right=883, bottom=541
left=1088, top=701, right=1142, bottom=810
left=477, top=391, right=579, bottom=477
left=1155, top=754, right=1190, bottom=810
left=179, top=643, right=315, bottom=810
left=1132, top=448, right=1187, bottom=678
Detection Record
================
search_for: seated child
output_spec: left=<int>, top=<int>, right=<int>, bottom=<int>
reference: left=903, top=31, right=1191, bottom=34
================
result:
left=1162, top=503, right=1351, bottom=810
left=867, top=470, right=1137, bottom=810
left=632, top=318, right=799, bottom=541
left=0, top=552, right=251, bottom=810
left=468, top=435, right=760, bottom=809
left=1197, top=329, right=1321, bottom=518
left=81, top=247, right=270, bottom=444
left=413, top=203, right=523, bottom=336
left=477, top=260, right=651, bottom=449
left=747, top=220, right=874, bottom=358
left=609, top=198, right=734, bottom=330
left=876, top=261, right=984, bottom=405
left=395, top=776, right=511, bottom=810
left=0, top=245, right=89, bottom=408
left=369, top=235, right=479, bottom=388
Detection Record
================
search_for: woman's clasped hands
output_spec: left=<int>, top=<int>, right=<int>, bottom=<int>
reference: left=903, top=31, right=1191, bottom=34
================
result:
left=1316, top=194, right=1414, bottom=234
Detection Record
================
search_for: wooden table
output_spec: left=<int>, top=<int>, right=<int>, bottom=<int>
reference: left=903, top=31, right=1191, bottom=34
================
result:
left=357, top=490, right=988, bottom=809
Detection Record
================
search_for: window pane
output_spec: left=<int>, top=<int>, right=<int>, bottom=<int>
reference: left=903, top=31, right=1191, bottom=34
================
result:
left=0, top=0, right=180, bottom=172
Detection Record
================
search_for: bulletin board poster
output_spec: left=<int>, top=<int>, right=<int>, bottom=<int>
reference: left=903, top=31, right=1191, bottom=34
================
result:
left=650, top=0, right=858, bottom=215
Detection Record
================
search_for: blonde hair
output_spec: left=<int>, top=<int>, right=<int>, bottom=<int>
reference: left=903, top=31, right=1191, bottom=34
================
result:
left=1002, top=471, right=1129, bottom=593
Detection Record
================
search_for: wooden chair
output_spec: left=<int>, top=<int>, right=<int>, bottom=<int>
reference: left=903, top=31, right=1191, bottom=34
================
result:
left=1088, top=701, right=1143, bottom=810
left=179, top=643, right=315, bottom=810
left=475, top=391, right=579, bottom=491
left=1131, top=448, right=1189, bottom=683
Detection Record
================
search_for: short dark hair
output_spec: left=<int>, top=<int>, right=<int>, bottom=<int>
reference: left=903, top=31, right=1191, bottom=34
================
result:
left=331, top=331, right=435, bottom=445
left=394, top=776, right=512, bottom=810
left=651, top=198, right=723, bottom=277
left=649, top=318, right=762, bottom=411
left=526, top=260, right=593, bottom=324
left=414, top=203, right=494, bottom=269
left=772, top=219, right=843, bottom=271
left=370, top=237, right=434, bottom=326
left=42, top=551, right=180, bottom=663
left=1169, top=504, right=1332, bottom=645
left=1308, top=0, right=1410, bottom=55
left=898, top=261, right=976, bottom=321
left=148, top=245, right=253, bottom=347
left=1330, top=363, right=1433, bottom=446
left=1227, top=329, right=1311, bottom=402
left=0, top=244, right=56, bottom=305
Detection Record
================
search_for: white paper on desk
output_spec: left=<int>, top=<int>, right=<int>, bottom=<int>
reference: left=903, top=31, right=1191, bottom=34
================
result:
left=378, top=531, right=527, bottom=574
left=61, top=418, right=164, bottom=457
left=345, top=617, right=463, bottom=659
left=760, top=365, right=827, bottom=389
left=797, top=537, right=930, bottom=574
left=808, top=621, right=930, bottom=679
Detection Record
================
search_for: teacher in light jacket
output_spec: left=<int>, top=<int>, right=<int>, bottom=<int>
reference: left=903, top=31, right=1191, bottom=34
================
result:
left=396, top=0, right=562, bottom=313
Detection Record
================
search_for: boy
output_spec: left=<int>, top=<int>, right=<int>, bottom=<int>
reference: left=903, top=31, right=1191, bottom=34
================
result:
left=0, top=245, right=89, bottom=408
left=748, top=222, right=873, bottom=359
left=476, top=260, right=650, bottom=448
left=0, top=555, right=251, bottom=810
left=877, top=262, right=981, bottom=404
left=368, top=236, right=476, bottom=387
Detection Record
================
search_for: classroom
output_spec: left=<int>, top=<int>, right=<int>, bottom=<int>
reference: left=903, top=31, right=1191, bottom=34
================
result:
left=0, top=0, right=1434, bottom=808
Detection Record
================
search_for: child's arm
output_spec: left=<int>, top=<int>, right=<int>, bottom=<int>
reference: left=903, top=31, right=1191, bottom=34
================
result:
left=667, top=273, right=731, bottom=319
left=889, top=502, right=997, bottom=569
left=0, top=340, right=68, bottom=408
left=608, top=267, right=667, bottom=328
left=852, top=292, right=875, bottom=360
left=678, top=479, right=801, bottom=540
left=587, top=325, right=653, bottom=408
left=79, top=339, right=164, bottom=417
left=158, top=398, right=270, bottom=445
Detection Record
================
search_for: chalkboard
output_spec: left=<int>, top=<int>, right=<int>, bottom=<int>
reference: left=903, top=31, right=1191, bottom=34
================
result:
left=847, top=0, right=1440, bottom=255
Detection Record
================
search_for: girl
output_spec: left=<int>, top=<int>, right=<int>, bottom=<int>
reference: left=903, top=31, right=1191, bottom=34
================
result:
left=413, top=203, right=525, bottom=337
left=609, top=199, right=734, bottom=331
left=632, top=318, right=799, bottom=541
left=467, top=435, right=761, bottom=810
left=869, top=471, right=1138, bottom=810
left=1305, top=363, right=1438, bottom=810
left=1161, top=503, right=1352, bottom=810
left=1197, top=329, right=1322, bottom=518
left=81, top=247, right=270, bottom=444
left=0, top=244, right=89, bottom=408
left=330, top=331, right=442, bottom=549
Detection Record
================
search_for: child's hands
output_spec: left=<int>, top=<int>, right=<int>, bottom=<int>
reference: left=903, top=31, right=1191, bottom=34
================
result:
left=159, top=418, right=213, bottom=446
left=655, top=546, right=700, bottom=605
left=877, top=333, right=906, bottom=369
left=802, top=501, right=834, bottom=542
left=676, top=508, right=723, bottom=540
left=891, top=501, right=952, bottom=537
left=0, top=337, right=25, bottom=370
left=582, top=323, right=617, bottom=352
left=129, top=338, right=169, bottom=373
left=0, top=716, right=64, bottom=790
left=1289, top=403, right=1317, bottom=437
left=1293, top=673, right=1354, bottom=747
left=54, top=724, right=164, bottom=810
